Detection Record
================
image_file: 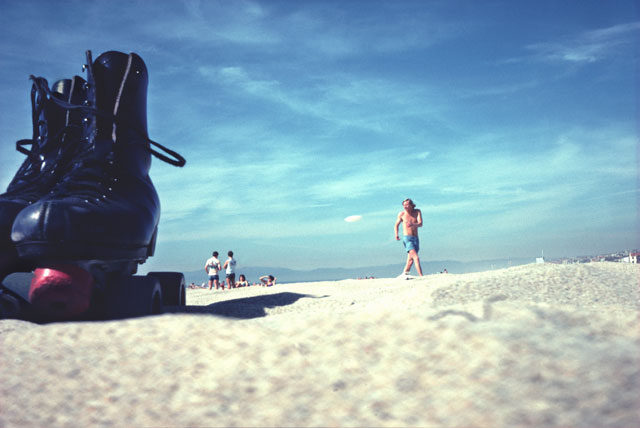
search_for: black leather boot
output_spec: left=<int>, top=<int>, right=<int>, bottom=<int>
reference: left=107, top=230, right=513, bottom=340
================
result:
left=12, top=51, right=185, bottom=263
left=0, top=76, right=86, bottom=279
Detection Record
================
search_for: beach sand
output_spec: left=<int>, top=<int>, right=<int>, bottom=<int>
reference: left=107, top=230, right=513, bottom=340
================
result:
left=1, top=262, right=639, bottom=427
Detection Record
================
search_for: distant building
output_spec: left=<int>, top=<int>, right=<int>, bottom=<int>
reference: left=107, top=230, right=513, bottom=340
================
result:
left=536, top=257, right=544, bottom=264
left=631, top=252, right=639, bottom=264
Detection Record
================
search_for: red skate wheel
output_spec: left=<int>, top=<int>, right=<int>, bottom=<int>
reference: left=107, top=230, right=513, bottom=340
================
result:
left=29, top=264, right=93, bottom=319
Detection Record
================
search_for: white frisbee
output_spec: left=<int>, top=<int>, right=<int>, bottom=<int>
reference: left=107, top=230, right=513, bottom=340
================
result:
left=344, top=215, right=362, bottom=223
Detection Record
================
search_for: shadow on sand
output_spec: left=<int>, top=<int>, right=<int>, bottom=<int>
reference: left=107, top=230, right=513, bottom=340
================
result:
left=166, top=292, right=325, bottom=320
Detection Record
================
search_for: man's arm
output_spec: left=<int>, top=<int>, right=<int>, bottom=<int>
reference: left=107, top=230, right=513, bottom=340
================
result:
left=416, top=209, right=423, bottom=228
left=394, top=212, right=403, bottom=240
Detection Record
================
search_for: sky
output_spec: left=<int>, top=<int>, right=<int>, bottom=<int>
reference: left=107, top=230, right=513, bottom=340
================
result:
left=0, top=0, right=638, bottom=274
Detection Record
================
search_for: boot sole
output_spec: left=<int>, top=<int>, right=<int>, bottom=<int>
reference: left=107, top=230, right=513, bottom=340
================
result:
left=16, top=242, right=151, bottom=261
left=15, top=227, right=158, bottom=262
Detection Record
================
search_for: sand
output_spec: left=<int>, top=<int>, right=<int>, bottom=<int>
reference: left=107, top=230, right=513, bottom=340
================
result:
left=1, top=262, right=639, bottom=427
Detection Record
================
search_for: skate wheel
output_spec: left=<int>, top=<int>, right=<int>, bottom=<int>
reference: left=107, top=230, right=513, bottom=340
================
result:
left=147, top=272, right=186, bottom=306
left=105, top=275, right=163, bottom=319
left=29, top=265, right=93, bottom=319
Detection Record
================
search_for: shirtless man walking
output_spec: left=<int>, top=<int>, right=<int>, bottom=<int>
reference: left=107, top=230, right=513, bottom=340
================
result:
left=394, top=198, right=423, bottom=276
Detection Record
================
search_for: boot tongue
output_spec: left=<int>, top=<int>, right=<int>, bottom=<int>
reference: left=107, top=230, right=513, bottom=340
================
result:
left=51, top=79, right=71, bottom=98
left=43, top=80, right=72, bottom=148
left=92, top=51, right=131, bottom=126
left=41, top=77, right=88, bottom=169
left=65, top=76, right=87, bottom=128
left=92, top=51, right=149, bottom=139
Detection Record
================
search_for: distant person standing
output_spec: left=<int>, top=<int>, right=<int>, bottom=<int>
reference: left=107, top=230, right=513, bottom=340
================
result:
left=394, top=198, right=423, bottom=276
left=205, top=251, right=222, bottom=290
left=223, top=251, right=237, bottom=289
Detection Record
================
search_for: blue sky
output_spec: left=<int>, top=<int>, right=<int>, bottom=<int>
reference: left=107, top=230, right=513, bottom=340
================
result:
left=0, top=0, right=637, bottom=273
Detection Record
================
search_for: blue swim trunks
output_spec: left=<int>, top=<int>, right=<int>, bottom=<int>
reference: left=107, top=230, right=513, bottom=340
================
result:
left=208, top=275, right=219, bottom=281
left=403, top=235, right=419, bottom=253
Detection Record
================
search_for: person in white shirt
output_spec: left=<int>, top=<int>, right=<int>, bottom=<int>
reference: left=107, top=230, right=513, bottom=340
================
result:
left=204, top=251, right=222, bottom=290
left=223, top=250, right=237, bottom=289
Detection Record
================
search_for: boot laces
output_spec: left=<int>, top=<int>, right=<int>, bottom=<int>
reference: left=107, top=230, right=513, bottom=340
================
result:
left=4, top=77, right=77, bottom=200
left=27, top=54, right=185, bottom=200
left=33, top=73, right=186, bottom=168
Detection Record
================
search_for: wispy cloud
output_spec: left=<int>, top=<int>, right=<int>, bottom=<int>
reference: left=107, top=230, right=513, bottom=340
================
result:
left=130, top=0, right=465, bottom=61
left=275, top=4, right=463, bottom=57
left=154, top=117, right=637, bottom=252
left=139, top=0, right=281, bottom=45
left=198, top=64, right=449, bottom=138
left=525, top=21, right=640, bottom=64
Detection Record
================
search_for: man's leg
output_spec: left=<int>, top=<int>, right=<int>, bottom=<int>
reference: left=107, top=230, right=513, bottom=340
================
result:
left=410, top=250, right=423, bottom=276
left=403, top=254, right=414, bottom=274
left=208, top=278, right=213, bottom=290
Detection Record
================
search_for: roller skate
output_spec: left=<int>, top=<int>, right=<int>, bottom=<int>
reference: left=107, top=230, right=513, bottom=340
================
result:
left=10, top=50, right=186, bottom=321
left=0, top=76, right=87, bottom=317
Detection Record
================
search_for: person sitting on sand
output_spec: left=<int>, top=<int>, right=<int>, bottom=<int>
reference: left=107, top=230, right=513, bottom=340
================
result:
left=236, top=274, right=249, bottom=287
left=260, top=275, right=277, bottom=287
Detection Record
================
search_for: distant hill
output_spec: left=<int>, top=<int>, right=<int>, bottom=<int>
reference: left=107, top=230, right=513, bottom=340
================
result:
left=184, top=258, right=533, bottom=285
